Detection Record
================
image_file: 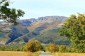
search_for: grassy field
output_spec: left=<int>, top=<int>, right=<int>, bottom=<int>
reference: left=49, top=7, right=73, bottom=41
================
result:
left=54, top=53, right=85, bottom=56
left=0, top=51, right=85, bottom=56
left=0, top=51, right=40, bottom=56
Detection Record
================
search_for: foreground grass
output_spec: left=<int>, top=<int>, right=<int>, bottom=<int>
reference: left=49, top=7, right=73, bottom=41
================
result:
left=0, top=51, right=40, bottom=56
left=1, top=51, right=85, bottom=56
left=54, top=53, right=85, bottom=56
left=27, top=51, right=41, bottom=56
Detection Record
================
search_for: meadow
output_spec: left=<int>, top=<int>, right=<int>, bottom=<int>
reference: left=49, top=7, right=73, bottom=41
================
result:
left=0, top=51, right=40, bottom=56
left=0, top=51, right=85, bottom=56
left=54, top=53, right=85, bottom=56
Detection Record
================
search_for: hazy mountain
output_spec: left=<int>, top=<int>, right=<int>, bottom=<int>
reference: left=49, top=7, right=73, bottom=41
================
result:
left=0, top=16, right=68, bottom=45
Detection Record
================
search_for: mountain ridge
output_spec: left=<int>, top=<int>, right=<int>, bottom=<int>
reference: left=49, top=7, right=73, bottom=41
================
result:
left=0, top=16, right=68, bottom=45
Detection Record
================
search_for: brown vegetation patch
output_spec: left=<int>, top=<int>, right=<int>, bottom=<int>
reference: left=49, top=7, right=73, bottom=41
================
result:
left=0, top=51, right=40, bottom=56
left=54, top=53, right=85, bottom=56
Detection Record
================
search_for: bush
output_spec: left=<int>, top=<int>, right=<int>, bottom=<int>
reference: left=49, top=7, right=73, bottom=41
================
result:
left=59, top=45, right=67, bottom=52
left=72, top=43, right=85, bottom=53
left=46, top=43, right=58, bottom=53
left=67, top=40, right=85, bottom=53
left=25, top=40, right=43, bottom=52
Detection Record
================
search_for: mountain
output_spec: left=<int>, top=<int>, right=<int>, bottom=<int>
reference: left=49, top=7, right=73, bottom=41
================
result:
left=0, top=16, right=68, bottom=45
left=28, top=16, right=66, bottom=32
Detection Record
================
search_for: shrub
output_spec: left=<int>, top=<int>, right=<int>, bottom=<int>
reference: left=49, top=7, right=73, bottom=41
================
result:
left=59, top=45, right=67, bottom=52
left=46, top=43, right=58, bottom=53
left=74, top=43, right=85, bottom=53
left=25, top=40, right=43, bottom=52
left=68, top=40, right=85, bottom=53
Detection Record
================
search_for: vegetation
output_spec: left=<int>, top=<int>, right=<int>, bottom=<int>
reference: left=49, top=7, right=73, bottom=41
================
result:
left=0, top=0, right=85, bottom=54
left=25, top=40, right=43, bottom=52
left=58, top=45, right=67, bottom=52
left=0, top=0, right=25, bottom=25
left=59, top=13, right=85, bottom=52
left=54, top=53, right=85, bottom=56
left=0, top=51, right=40, bottom=56
left=0, top=44, right=25, bottom=51
left=46, top=43, right=58, bottom=53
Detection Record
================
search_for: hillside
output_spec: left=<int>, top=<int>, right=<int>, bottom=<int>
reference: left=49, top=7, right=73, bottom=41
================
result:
left=0, top=16, right=68, bottom=45
left=34, top=29, right=70, bottom=45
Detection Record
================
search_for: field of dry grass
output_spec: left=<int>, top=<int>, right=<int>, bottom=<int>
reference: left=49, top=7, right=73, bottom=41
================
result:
left=54, top=53, right=85, bottom=56
left=0, top=51, right=40, bottom=56
left=1, top=51, right=85, bottom=56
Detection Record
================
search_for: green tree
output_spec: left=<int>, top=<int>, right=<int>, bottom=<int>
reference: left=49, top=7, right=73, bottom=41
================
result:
left=0, top=0, right=25, bottom=25
left=59, top=13, right=85, bottom=52
left=25, top=40, right=43, bottom=52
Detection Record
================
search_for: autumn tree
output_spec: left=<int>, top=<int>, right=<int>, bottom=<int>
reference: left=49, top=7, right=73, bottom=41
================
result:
left=59, top=13, right=85, bottom=52
left=0, top=0, right=25, bottom=25
left=25, top=40, right=43, bottom=52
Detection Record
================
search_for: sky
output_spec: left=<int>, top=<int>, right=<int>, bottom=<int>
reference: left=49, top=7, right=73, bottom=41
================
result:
left=9, top=0, right=85, bottom=19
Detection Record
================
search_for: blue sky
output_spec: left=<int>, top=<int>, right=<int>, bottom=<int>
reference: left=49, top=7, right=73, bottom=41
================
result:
left=9, top=0, right=85, bottom=19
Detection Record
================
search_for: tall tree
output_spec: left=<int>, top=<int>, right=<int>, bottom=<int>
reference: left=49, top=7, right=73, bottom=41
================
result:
left=0, top=0, right=25, bottom=25
left=59, top=14, right=85, bottom=52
